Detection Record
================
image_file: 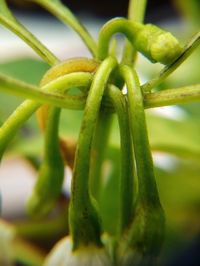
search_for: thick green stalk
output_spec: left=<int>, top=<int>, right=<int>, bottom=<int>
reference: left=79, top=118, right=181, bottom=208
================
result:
left=31, top=0, right=97, bottom=57
left=122, top=0, right=147, bottom=65
left=90, top=108, right=113, bottom=201
left=120, top=65, right=160, bottom=205
left=119, top=65, right=165, bottom=261
left=27, top=58, right=99, bottom=217
left=0, top=0, right=58, bottom=65
left=69, top=56, right=117, bottom=249
left=27, top=108, right=64, bottom=218
left=142, top=31, right=200, bottom=92
left=107, top=85, right=135, bottom=235
left=98, top=18, right=182, bottom=64
left=0, top=72, right=93, bottom=160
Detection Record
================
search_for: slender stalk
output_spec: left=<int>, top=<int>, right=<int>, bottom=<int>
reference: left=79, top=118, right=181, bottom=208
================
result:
left=128, top=0, right=147, bottom=21
left=69, top=56, right=117, bottom=249
left=27, top=108, right=64, bottom=218
left=90, top=108, right=113, bottom=201
left=32, top=0, right=97, bottom=57
left=122, top=0, right=147, bottom=65
left=119, top=65, right=165, bottom=260
left=0, top=100, right=40, bottom=160
left=0, top=0, right=58, bottom=65
left=98, top=18, right=182, bottom=64
left=120, top=65, right=160, bottom=205
left=1, top=73, right=200, bottom=110
left=142, top=31, right=200, bottom=92
left=0, top=72, right=91, bottom=110
left=107, top=85, right=135, bottom=236
left=27, top=58, right=99, bottom=217
left=0, top=72, right=93, bottom=160
left=144, top=84, right=200, bottom=108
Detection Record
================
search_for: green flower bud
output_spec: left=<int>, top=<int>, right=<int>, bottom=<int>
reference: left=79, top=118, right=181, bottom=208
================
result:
left=134, top=24, right=182, bottom=64
left=44, top=236, right=112, bottom=266
left=149, top=28, right=182, bottom=65
left=98, top=18, right=183, bottom=65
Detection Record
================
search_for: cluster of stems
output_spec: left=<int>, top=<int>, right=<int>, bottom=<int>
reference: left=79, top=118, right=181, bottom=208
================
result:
left=0, top=0, right=199, bottom=265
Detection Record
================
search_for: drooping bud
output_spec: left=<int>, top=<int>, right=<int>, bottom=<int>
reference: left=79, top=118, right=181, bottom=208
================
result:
left=44, top=237, right=112, bottom=266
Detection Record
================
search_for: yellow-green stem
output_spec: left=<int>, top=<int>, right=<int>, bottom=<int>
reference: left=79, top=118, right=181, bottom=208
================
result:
left=32, top=0, right=97, bottom=57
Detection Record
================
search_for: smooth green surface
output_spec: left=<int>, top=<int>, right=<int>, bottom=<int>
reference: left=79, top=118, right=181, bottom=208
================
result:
left=69, top=57, right=117, bottom=249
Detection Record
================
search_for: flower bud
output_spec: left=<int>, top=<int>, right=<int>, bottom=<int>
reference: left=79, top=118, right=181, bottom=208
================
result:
left=134, top=24, right=182, bottom=64
left=44, top=236, right=112, bottom=266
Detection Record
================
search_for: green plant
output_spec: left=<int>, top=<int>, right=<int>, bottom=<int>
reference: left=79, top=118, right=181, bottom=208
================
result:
left=0, top=0, right=199, bottom=265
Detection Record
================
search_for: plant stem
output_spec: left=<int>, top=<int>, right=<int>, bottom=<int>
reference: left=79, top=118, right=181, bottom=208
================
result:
left=120, top=65, right=160, bottom=206
left=69, top=56, right=117, bottom=249
left=107, top=85, right=135, bottom=235
left=0, top=0, right=58, bottom=65
left=98, top=18, right=142, bottom=61
left=122, top=0, right=147, bottom=65
left=98, top=18, right=182, bottom=64
left=90, top=108, right=113, bottom=201
left=0, top=100, right=40, bottom=160
left=37, top=58, right=99, bottom=129
left=0, top=72, right=93, bottom=160
left=1, top=73, right=200, bottom=110
left=0, top=72, right=92, bottom=109
left=27, top=108, right=65, bottom=218
left=144, top=84, right=200, bottom=108
left=119, top=65, right=165, bottom=260
left=33, top=0, right=97, bottom=57
left=28, top=57, right=99, bottom=217
left=128, top=0, right=147, bottom=21
left=142, top=31, right=200, bottom=92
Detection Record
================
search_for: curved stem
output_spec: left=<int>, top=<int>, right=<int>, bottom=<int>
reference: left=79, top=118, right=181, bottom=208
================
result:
left=90, top=108, right=113, bottom=201
left=32, top=0, right=97, bottom=57
left=37, top=57, right=99, bottom=130
left=27, top=108, right=64, bottom=217
left=122, top=0, right=147, bottom=65
left=142, top=31, right=200, bottom=92
left=119, top=65, right=165, bottom=259
left=0, top=72, right=93, bottom=160
left=0, top=0, right=58, bottom=65
left=69, top=56, right=117, bottom=249
left=41, top=58, right=99, bottom=85
left=0, top=72, right=91, bottom=110
left=1, top=73, right=200, bottom=111
left=120, top=65, right=160, bottom=206
left=27, top=58, right=99, bottom=217
left=98, top=18, right=182, bottom=64
left=98, top=18, right=142, bottom=61
left=107, top=85, right=135, bottom=235
left=0, top=100, right=40, bottom=161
